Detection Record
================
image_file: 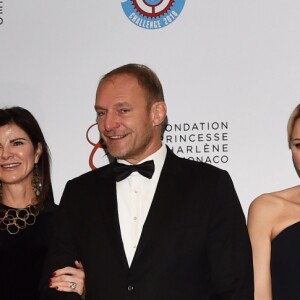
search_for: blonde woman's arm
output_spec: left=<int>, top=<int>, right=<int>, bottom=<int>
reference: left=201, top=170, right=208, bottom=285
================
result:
left=247, top=195, right=275, bottom=300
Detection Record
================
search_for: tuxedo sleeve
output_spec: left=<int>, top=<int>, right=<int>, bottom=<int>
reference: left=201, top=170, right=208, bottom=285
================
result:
left=39, top=180, right=82, bottom=300
left=207, top=170, right=254, bottom=299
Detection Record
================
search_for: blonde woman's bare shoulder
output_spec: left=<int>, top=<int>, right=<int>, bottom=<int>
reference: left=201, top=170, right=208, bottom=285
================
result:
left=251, top=185, right=300, bottom=209
left=248, top=192, right=287, bottom=227
left=271, top=185, right=300, bottom=204
left=248, top=186, right=300, bottom=227
left=249, top=192, right=283, bottom=213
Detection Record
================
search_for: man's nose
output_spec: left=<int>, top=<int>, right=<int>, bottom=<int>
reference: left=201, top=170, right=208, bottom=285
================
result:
left=103, top=112, right=120, bottom=131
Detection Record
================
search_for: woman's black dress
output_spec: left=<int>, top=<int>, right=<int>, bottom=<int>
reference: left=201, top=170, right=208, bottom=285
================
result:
left=271, top=221, right=300, bottom=300
left=0, top=201, right=57, bottom=300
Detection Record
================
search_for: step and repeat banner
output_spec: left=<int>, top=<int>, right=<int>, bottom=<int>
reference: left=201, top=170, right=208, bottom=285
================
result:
left=1, top=1, right=300, bottom=213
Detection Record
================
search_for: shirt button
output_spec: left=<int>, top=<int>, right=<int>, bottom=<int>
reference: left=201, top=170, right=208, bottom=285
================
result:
left=133, top=216, right=137, bottom=221
left=127, top=285, right=134, bottom=292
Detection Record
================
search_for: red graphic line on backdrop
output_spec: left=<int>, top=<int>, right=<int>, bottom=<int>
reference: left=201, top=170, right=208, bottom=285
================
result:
left=86, top=123, right=106, bottom=170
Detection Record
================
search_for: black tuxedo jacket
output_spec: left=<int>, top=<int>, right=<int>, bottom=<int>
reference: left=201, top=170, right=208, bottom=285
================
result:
left=40, top=148, right=253, bottom=300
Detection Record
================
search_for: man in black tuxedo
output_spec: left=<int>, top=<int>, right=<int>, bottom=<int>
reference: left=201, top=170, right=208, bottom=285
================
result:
left=40, top=63, right=253, bottom=299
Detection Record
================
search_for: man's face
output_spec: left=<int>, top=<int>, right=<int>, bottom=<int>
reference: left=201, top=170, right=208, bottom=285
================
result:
left=95, top=74, right=164, bottom=164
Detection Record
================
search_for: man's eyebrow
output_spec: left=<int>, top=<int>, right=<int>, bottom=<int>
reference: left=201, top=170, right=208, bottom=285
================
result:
left=95, top=102, right=131, bottom=110
left=114, top=101, right=131, bottom=107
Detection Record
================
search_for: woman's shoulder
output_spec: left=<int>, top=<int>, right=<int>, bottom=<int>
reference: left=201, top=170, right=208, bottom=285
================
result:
left=254, top=186, right=300, bottom=209
left=248, top=186, right=300, bottom=234
left=250, top=185, right=300, bottom=211
left=248, top=191, right=286, bottom=228
left=249, top=192, right=283, bottom=216
left=272, top=185, right=300, bottom=203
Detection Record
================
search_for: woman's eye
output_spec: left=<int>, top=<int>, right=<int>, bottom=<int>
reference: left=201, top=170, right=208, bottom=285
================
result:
left=291, top=142, right=300, bottom=149
left=13, top=140, right=24, bottom=146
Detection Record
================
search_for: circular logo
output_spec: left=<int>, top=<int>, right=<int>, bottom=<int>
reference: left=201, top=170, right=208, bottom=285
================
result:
left=121, top=0, right=186, bottom=30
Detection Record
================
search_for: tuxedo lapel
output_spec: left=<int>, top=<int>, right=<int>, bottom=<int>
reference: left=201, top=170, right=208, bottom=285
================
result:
left=130, top=149, right=183, bottom=269
left=94, top=166, right=129, bottom=271
left=97, top=150, right=187, bottom=272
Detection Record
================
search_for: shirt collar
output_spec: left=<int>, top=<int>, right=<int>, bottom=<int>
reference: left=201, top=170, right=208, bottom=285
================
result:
left=116, top=144, right=167, bottom=173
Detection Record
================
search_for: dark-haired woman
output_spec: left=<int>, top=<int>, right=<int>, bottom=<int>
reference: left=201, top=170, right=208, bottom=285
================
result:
left=0, top=106, right=85, bottom=299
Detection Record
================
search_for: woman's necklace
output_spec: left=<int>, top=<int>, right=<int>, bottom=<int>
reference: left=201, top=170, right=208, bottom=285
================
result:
left=0, top=202, right=39, bottom=235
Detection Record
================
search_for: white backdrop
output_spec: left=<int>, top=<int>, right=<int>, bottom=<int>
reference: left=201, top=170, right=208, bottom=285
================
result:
left=1, top=1, right=300, bottom=214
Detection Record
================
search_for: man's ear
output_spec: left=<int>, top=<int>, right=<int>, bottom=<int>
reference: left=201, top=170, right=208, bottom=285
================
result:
left=151, top=101, right=167, bottom=127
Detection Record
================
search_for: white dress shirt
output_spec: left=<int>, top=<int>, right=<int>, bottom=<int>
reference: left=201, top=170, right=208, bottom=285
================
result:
left=116, top=144, right=167, bottom=266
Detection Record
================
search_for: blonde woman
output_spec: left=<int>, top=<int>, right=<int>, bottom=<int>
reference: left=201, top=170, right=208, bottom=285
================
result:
left=248, top=104, right=300, bottom=300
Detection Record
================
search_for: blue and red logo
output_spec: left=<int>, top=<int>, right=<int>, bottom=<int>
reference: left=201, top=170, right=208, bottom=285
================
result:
left=121, top=0, right=186, bottom=29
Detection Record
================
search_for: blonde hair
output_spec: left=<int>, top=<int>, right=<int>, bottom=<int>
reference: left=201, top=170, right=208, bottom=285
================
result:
left=287, top=104, right=300, bottom=148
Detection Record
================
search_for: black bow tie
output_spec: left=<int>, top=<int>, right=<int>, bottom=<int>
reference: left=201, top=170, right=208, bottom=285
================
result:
left=113, top=160, right=155, bottom=182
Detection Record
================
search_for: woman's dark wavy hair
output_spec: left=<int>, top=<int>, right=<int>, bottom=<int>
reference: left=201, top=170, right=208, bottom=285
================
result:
left=0, top=106, right=54, bottom=206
